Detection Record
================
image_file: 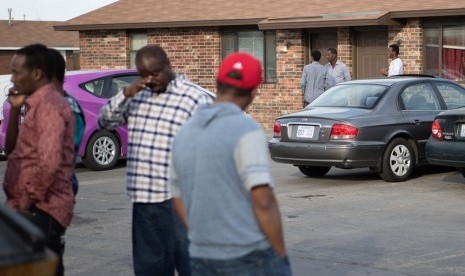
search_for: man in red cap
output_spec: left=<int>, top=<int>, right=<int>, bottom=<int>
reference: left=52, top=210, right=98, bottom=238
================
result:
left=170, top=52, right=292, bottom=275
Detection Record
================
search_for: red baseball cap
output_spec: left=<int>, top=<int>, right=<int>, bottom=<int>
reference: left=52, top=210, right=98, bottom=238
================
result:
left=217, top=52, right=262, bottom=90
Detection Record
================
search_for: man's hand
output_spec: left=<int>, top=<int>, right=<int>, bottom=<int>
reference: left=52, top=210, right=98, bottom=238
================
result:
left=380, top=67, right=388, bottom=76
left=7, top=87, right=26, bottom=109
left=123, top=76, right=153, bottom=97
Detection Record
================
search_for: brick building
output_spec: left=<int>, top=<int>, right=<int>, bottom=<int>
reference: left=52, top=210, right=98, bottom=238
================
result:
left=0, top=20, right=79, bottom=74
left=55, top=0, right=465, bottom=129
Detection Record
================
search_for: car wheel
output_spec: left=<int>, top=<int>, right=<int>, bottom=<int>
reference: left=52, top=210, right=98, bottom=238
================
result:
left=82, top=130, right=121, bottom=171
left=379, top=138, right=414, bottom=182
left=298, top=166, right=331, bottom=177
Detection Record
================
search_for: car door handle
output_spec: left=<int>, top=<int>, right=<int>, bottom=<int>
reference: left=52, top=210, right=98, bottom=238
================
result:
left=410, top=120, right=421, bottom=125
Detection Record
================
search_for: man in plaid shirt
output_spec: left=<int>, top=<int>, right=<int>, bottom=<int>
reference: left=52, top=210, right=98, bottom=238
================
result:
left=99, top=45, right=212, bottom=276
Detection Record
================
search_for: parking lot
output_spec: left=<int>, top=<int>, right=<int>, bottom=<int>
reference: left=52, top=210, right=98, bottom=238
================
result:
left=1, top=160, right=465, bottom=275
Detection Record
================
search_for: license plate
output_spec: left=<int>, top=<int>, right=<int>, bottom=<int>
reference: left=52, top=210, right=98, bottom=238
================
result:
left=461, top=124, right=465, bottom=137
left=296, top=125, right=315, bottom=138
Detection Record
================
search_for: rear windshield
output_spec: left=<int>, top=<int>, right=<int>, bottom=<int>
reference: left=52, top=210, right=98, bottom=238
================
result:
left=310, top=84, right=388, bottom=109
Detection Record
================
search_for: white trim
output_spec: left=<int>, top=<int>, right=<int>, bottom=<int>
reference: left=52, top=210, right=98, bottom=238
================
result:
left=0, top=47, right=79, bottom=51
left=443, top=45, right=465, bottom=50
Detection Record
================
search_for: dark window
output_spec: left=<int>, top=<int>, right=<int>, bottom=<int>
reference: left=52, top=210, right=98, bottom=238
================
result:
left=400, top=83, right=440, bottom=111
left=435, top=82, right=465, bottom=109
left=222, top=30, right=276, bottom=83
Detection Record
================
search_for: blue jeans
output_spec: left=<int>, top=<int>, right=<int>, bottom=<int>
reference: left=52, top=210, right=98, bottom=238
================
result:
left=190, top=247, right=292, bottom=276
left=132, top=200, right=190, bottom=276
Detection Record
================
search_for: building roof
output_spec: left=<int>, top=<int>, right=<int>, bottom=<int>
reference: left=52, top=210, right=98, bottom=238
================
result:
left=0, top=20, right=79, bottom=49
left=55, top=0, right=465, bottom=31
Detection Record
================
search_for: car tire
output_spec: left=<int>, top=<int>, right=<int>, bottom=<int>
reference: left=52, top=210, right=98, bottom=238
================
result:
left=379, top=138, right=414, bottom=182
left=298, top=166, right=331, bottom=177
left=82, top=130, right=121, bottom=171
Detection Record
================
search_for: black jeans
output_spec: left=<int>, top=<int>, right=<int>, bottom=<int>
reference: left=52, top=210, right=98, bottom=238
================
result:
left=27, top=207, right=66, bottom=276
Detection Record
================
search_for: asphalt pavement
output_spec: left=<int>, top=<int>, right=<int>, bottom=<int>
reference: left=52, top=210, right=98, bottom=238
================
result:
left=1, top=160, right=465, bottom=275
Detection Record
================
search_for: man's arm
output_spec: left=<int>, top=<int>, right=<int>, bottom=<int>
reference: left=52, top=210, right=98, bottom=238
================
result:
left=173, top=197, right=188, bottom=227
left=251, top=185, right=287, bottom=256
left=300, top=67, right=307, bottom=90
left=98, top=76, right=152, bottom=130
left=343, top=65, right=351, bottom=81
left=5, top=88, right=26, bottom=155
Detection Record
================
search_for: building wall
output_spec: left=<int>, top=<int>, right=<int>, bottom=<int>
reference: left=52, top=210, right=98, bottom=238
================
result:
left=0, top=51, right=13, bottom=75
left=249, top=29, right=305, bottom=130
left=337, top=27, right=354, bottom=76
left=388, top=18, right=423, bottom=74
left=77, top=21, right=425, bottom=129
left=80, top=30, right=129, bottom=69
left=0, top=50, right=79, bottom=75
left=147, top=27, right=221, bottom=91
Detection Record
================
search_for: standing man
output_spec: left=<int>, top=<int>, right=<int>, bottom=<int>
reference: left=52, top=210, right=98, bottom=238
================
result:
left=99, top=45, right=212, bottom=276
left=3, top=43, right=75, bottom=276
left=326, top=48, right=351, bottom=84
left=301, top=49, right=334, bottom=105
left=380, top=44, right=403, bottom=76
left=170, top=52, right=292, bottom=276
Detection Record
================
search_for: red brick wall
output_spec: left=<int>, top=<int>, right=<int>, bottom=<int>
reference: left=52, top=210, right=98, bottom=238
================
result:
left=337, top=27, right=354, bottom=77
left=148, top=27, right=221, bottom=92
left=78, top=28, right=305, bottom=130
left=80, top=30, right=128, bottom=69
left=388, top=18, right=423, bottom=74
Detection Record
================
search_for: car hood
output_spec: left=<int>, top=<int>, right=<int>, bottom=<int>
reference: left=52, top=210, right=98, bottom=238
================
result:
left=278, top=107, right=373, bottom=120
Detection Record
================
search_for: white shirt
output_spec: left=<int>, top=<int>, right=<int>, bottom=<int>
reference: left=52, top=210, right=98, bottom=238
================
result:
left=326, top=60, right=351, bottom=84
left=388, top=58, right=403, bottom=76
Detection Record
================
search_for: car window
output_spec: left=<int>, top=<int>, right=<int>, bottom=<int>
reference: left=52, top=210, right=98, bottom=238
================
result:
left=110, top=75, right=138, bottom=97
left=310, top=84, right=387, bottom=109
left=435, top=82, right=465, bottom=109
left=83, top=79, right=105, bottom=97
left=400, top=83, right=440, bottom=111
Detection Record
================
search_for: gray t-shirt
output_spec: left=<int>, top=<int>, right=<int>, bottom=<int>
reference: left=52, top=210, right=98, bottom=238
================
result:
left=170, top=103, right=273, bottom=259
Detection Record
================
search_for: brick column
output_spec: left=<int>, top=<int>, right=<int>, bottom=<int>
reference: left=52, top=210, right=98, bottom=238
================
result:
left=388, top=18, right=423, bottom=74
left=337, top=27, right=354, bottom=77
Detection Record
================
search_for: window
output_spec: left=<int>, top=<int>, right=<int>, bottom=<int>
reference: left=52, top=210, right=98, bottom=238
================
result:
left=435, top=82, right=465, bottom=109
left=129, top=33, right=148, bottom=68
left=424, top=22, right=465, bottom=83
left=400, top=84, right=440, bottom=111
left=82, top=79, right=105, bottom=97
left=110, top=75, right=138, bottom=97
left=222, top=30, right=276, bottom=83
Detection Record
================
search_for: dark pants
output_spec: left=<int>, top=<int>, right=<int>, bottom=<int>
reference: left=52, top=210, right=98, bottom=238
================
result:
left=190, top=247, right=292, bottom=276
left=27, top=207, right=66, bottom=276
left=132, top=200, right=190, bottom=276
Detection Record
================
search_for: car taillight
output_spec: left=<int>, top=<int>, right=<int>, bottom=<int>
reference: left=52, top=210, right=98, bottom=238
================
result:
left=273, top=121, right=281, bottom=138
left=431, top=119, right=443, bottom=141
left=330, top=123, right=358, bottom=140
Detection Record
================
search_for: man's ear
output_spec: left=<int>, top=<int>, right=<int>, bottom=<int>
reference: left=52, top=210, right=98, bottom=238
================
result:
left=31, top=68, right=44, bottom=81
left=250, top=89, right=258, bottom=101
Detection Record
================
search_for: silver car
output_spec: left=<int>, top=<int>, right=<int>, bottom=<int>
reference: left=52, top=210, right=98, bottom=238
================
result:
left=269, top=77, right=465, bottom=182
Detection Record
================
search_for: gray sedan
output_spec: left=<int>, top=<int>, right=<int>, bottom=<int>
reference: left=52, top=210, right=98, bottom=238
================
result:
left=269, top=76, right=465, bottom=182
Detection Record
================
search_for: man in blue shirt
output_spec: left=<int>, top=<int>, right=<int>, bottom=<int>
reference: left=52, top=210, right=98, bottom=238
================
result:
left=170, top=52, right=292, bottom=275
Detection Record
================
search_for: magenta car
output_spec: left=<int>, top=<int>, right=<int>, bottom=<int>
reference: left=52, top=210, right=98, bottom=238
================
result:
left=0, top=69, right=138, bottom=170
left=1, top=69, right=215, bottom=170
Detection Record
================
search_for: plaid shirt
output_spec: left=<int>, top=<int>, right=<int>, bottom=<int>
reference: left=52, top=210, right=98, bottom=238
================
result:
left=98, top=74, right=212, bottom=203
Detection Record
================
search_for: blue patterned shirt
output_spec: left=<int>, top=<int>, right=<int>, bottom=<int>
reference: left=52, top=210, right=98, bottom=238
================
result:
left=98, top=74, right=213, bottom=203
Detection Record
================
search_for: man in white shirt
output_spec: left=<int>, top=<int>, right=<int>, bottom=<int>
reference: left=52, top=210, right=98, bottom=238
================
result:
left=381, top=44, right=403, bottom=76
left=325, top=48, right=351, bottom=84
